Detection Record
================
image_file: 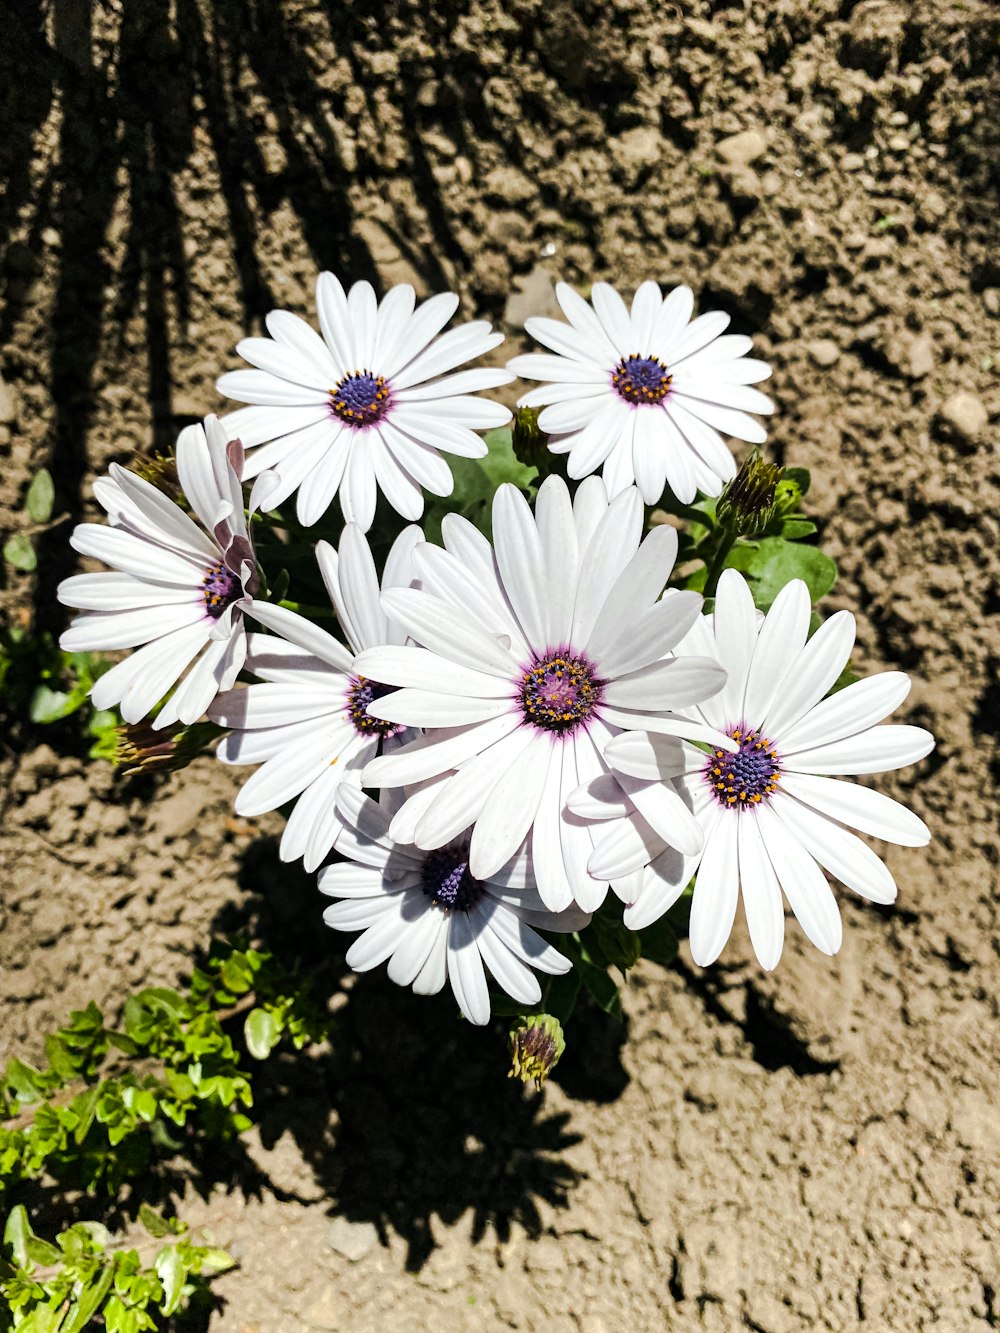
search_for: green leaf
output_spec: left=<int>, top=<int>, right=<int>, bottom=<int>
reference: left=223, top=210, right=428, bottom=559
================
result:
left=576, top=958, right=623, bottom=1021
left=29, top=682, right=88, bottom=723
left=725, top=537, right=837, bottom=608
left=63, top=1262, right=114, bottom=1333
left=198, top=1247, right=236, bottom=1274
left=245, top=1007, right=284, bottom=1061
left=5, top=1057, right=46, bottom=1102
left=25, top=470, right=55, bottom=523
left=777, top=518, right=817, bottom=540
left=154, top=1245, right=185, bottom=1316
left=638, top=917, right=679, bottom=967
left=784, top=466, right=811, bottom=496
left=4, top=1204, right=32, bottom=1266
left=543, top=969, right=581, bottom=1026
left=24, top=1235, right=61, bottom=1266
left=4, top=533, right=36, bottom=572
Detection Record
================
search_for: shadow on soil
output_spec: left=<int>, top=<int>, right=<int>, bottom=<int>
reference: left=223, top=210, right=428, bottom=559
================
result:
left=201, top=834, right=631, bottom=1272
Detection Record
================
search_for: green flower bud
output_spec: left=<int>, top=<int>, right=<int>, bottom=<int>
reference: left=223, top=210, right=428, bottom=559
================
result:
left=512, top=406, right=548, bottom=472
left=114, top=720, right=219, bottom=776
left=716, top=453, right=784, bottom=537
left=508, top=1013, right=565, bottom=1090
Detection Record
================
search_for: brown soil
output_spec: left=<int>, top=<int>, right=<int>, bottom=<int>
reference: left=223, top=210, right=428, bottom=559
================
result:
left=2, top=1, right=999, bottom=1329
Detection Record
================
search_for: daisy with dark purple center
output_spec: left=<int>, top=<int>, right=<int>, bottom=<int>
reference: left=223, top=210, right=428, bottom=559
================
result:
left=208, top=524, right=419, bottom=872
left=217, top=273, right=514, bottom=531
left=319, top=785, right=589, bottom=1025
left=577, top=571, right=934, bottom=969
left=355, top=475, right=730, bottom=914
left=507, top=280, right=774, bottom=505
left=58, top=416, right=271, bottom=728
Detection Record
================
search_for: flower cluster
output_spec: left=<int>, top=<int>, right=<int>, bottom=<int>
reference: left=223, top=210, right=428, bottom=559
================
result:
left=58, top=273, right=933, bottom=1031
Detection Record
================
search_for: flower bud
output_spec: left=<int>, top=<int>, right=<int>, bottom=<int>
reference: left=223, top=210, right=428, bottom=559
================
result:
left=128, top=449, right=180, bottom=501
left=716, top=453, right=784, bottom=537
left=508, top=1013, right=565, bottom=1090
left=512, top=406, right=548, bottom=473
left=114, top=720, right=218, bottom=776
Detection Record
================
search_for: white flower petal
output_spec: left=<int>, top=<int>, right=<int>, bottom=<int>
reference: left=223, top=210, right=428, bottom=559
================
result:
left=362, top=713, right=521, bottom=787
left=235, top=337, right=333, bottom=392
left=367, top=688, right=511, bottom=728
left=781, top=724, right=935, bottom=776
left=738, top=809, right=785, bottom=971
left=762, top=610, right=856, bottom=739
left=570, top=486, right=643, bottom=648
left=378, top=587, right=517, bottom=678
left=493, top=484, right=548, bottom=656
left=755, top=802, right=842, bottom=956
left=217, top=368, right=330, bottom=407
left=246, top=600, right=354, bottom=672
left=742, top=579, right=812, bottom=724
left=688, top=809, right=739, bottom=966
left=771, top=790, right=896, bottom=904
left=469, top=735, right=552, bottom=880
left=602, top=655, right=727, bottom=711
left=778, top=772, right=929, bottom=846
left=650, top=285, right=694, bottom=359
left=779, top=672, right=911, bottom=757
left=471, top=904, right=543, bottom=1005
left=446, top=910, right=490, bottom=1024
left=384, top=291, right=460, bottom=379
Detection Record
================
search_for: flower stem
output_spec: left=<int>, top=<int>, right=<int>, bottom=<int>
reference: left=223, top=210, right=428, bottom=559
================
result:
left=278, top=599, right=334, bottom=618
left=703, top=525, right=738, bottom=599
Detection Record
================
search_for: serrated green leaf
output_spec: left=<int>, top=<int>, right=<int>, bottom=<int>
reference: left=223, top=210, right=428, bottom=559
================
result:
left=4, top=533, right=37, bottom=571
left=25, top=469, right=55, bottom=523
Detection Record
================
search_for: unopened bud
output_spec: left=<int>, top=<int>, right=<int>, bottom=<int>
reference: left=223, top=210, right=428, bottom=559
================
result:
left=512, top=406, right=548, bottom=473
left=716, top=453, right=784, bottom=537
left=129, top=449, right=180, bottom=501
left=509, top=1013, right=565, bottom=1090
left=114, top=720, right=218, bottom=776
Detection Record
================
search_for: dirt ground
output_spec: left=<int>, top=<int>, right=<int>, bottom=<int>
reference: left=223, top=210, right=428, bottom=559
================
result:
left=2, top=0, right=999, bottom=1329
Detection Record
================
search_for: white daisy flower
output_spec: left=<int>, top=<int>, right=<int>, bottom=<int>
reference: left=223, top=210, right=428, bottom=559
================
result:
left=355, top=475, right=729, bottom=914
left=58, top=416, right=271, bottom=729
left=506, top=280, right=774, bottom=506
left=208, top=523, right=420, bottom=872
left=217, top=273, right=514, bottom=531
left=580, top=571, right=934, bottom=969
left=319, top=784, right=589, bottom=1025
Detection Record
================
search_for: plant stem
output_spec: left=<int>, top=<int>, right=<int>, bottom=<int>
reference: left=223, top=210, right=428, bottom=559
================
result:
left=703, top=524, right=738, bottom=599
left=277, top=599, right=334, bottom=618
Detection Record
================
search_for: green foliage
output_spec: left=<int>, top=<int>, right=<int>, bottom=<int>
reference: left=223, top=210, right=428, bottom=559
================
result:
left=0, top=628, right=117, bottom=756
left=0, top=1204, right=233, bottom=1332
left=423, top=427, right=538, bottom=542
left=3, top=469, right=56, bottom=575
left=0, top=944, right=330, bottom=1201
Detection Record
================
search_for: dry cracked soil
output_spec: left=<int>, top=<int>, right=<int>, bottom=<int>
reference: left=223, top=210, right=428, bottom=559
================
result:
left=1, top=0, right=998, bottom=1330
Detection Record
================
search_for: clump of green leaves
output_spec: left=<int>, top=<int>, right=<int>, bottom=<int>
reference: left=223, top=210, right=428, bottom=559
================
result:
left=0, top=1204, right=232, bottom=1332
left=0, top=943, right=330, bottom=1199
left=0, top=628, right=117, bottom=758
left=0, top=943, right=331, bottom=1330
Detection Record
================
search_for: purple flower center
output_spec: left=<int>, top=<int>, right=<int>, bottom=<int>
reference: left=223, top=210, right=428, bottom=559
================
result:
left=612, top=354, right=672, bottom=406
left=346, top=675, right=403, bottom=739
left=420, top=844, right=483, bottom=911
left=330, top=371, right=392, bottom=428
left=519, top=652, right=602, bottom=735
left=201, top=561, right=242, bottom=619
left=705, top=724, right=780, bottom=809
